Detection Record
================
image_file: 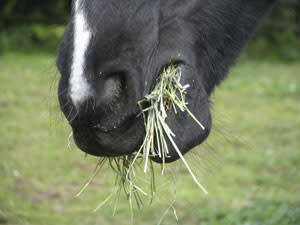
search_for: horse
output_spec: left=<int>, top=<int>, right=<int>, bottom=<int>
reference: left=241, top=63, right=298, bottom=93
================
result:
left=57, top=0, right=276, bottom=162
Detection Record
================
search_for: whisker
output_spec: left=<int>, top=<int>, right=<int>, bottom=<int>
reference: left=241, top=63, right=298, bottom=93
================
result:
left=92, top=97, right=96, bottom=113
left=66, top=106, right=74, bottom=121
left=213, top=123, right=247, bottom=149
left=60, top=99, right=71, bottom=110
left=69, top=110, right=79, bottom=123
left=202, top=142, right=223, bottom=165
left=58, top=88, right=70, bottom=97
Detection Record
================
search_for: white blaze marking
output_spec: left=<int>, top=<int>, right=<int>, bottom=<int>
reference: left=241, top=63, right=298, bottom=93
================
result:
left=70, top=0, right=92, bottom=107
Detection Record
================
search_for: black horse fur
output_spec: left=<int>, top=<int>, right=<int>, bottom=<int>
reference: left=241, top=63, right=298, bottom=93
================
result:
left=57, top=0, right=276, bottom=163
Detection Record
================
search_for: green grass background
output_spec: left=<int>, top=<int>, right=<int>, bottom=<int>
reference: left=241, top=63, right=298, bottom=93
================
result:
left=0, top=53, right=299, bottom=225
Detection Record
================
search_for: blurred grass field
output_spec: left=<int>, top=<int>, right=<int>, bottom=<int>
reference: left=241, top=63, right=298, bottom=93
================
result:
left=0, top=53, right=300, bottom=225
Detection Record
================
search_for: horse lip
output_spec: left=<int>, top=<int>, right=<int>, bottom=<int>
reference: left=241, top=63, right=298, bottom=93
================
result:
left=92, top=113, right=138, bottom=133
left=93, top=123, right=120, bottom=133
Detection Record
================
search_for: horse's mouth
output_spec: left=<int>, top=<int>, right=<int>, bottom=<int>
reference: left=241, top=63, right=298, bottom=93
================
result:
left=71, top=113, right=144, bottom=157
left=92, top=114, right=138, bottom=134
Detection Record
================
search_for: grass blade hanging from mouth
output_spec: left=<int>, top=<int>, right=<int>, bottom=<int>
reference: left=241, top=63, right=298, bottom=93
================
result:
left=85, top=63, right=208, bottom=214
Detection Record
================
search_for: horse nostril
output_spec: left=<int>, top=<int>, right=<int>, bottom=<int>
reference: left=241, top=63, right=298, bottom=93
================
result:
left=93, top=73, right=124, bottom=109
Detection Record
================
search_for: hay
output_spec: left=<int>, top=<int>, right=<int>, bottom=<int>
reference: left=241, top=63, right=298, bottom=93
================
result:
left=78, top=63, right=208, bottom=213
left=136, top=64, right=207, bottom=192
